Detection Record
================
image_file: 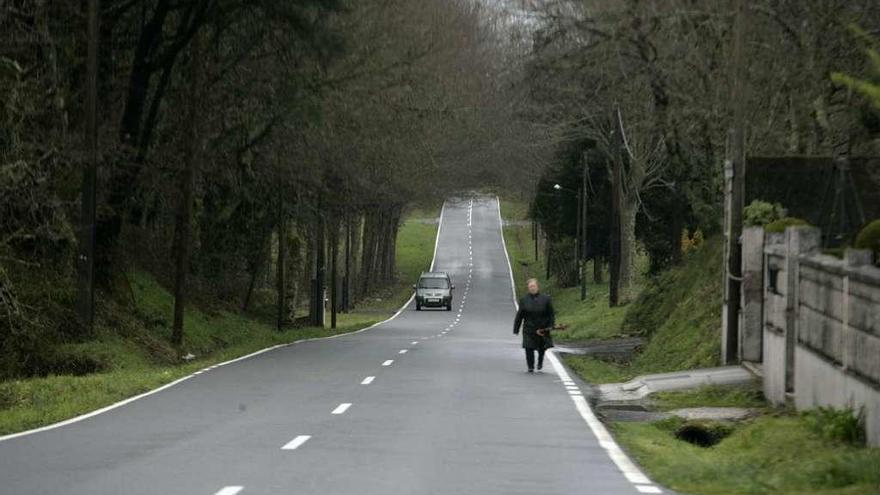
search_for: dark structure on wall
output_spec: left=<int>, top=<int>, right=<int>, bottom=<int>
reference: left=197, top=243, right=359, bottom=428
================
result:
left=746, top=157, right=880, bottom=247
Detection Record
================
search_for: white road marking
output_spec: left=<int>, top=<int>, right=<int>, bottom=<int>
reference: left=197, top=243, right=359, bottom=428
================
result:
left=636, top=485, right=662, bottom=493
left=412, top=341, right=419, bottom=345
left=0, top=204, right=453, bottom=445
left=550, top=353, right=652, bottom=484
left=214, top=487, right=244, bottom=495
left=281, top=435, right=311, bottom=450
left=382, top=360, right=394, bottom=366
left=332, top=403, right=352, bottom=415
left=399, top=349, right=408, bottom=354
left=361, top=376, right=375, bottom=385
left=497, top=195, right=657, bottom=490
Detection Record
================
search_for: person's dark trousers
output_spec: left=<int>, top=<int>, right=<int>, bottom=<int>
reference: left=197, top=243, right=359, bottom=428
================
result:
left=525, top=348, right=546, bottom=370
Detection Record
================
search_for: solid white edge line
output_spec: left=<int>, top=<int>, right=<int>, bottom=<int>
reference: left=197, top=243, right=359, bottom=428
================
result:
left=0, top=200, right=450, bottom=444
left=428, top=201, right=446, bottom=272
left=635, top=485, right=662, bottom=493
left=331, top=403, right=352, bottom=415
left=281, top=435, right=311, bottom=450
left=214, top=487, right=244, bottom=495
left=496, top=195, right=655, bottom=489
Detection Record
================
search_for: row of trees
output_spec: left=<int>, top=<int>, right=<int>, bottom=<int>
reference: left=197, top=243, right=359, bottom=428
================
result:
left=516, top=0, right=880, bottom=303
left=0, top=0, right=539, bottom=375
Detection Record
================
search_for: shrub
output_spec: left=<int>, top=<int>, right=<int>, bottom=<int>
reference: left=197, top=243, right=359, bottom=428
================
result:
left=765, top=217, right=810, bottom=233
left=854, top=219, right=880, bottom=264
left=681, top=228, right=704, bottom=255
left=743, top=200, right=786, bottom=227
left=803, top=406, right=866, bottom=446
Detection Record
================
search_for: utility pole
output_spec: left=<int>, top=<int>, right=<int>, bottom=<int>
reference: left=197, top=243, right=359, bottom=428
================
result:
left=76, top=0, right=99, bottom=332
left=723, top=0, right=747, bottom=363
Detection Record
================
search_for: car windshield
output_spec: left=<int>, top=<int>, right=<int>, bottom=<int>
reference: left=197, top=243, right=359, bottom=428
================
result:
left=418, top=278, right=448, bottom=289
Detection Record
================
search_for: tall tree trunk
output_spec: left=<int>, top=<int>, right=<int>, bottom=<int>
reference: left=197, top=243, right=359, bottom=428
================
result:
left=618, top=196, right=638, bottom=303
left=609, top=154, right=622, bottom=307
left=77, top=0, right=99, bottom=332
left=360, top=208, right=380, bottom=296
left=276, top=193, right=286, bottom=331
left=171, top=32, right=202, bottom=348
left=350, top=213, right=363, bottom=305
left=330, top=218, right=338, bottom=329
left=343, top=214, right=351, bottom=312
left=242, top=231, right=269, bottom=313
left=313, top=212, right=326, bottom=327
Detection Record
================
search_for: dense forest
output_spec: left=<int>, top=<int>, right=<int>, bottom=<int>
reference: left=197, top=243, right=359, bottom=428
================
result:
left=0, top=0, right=539, bottom=377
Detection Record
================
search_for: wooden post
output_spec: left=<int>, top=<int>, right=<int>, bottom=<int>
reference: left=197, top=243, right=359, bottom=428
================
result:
left=77, top=0, right=99, bottom=332
left=723, top=0, right=747, bottom=363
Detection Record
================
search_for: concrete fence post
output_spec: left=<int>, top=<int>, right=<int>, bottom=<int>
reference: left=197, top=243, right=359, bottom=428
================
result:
left=841, top=249, right=872, bottom=372
left=783, top=226, right=821, bottom=394
left=741, top=227, right=765, bottom=362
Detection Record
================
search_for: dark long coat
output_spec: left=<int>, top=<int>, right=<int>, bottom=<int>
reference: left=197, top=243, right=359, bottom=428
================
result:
left=513, top=292, right=555, bottom=350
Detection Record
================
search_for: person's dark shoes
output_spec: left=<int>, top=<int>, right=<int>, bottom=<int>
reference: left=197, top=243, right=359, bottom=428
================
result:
left=537, top=363, right=543, bottom=371
left=527, top=369, right=534, bottom=373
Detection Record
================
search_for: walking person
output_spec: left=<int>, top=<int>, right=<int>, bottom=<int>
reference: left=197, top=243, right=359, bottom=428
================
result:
left=513, top=278, right=555, bottom=372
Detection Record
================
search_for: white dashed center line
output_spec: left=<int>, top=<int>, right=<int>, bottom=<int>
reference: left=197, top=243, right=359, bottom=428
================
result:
left=382, top=360, right=394, bottom=366
left=214, top=487, right=244, bottom=495
left=331, top=403, right=352, bottom=415
left=399, top=349, right=408, bottom=354
left=361, top=376, right=375, bottom=385
left=281, top=435, right=311, bottom=450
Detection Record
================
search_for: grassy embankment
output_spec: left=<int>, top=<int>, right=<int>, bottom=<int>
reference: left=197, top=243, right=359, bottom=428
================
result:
left=500, top=197, right=880, bottom=495
left=499, top=199, right=640, bottom=342
left=0, top=207, right=439, bottom=436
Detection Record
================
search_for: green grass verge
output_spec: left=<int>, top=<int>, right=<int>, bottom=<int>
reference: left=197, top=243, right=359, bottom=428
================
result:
left=561, top=237, right=724, bottom=384
left=613, top=413, right=880, bottom=495
left=0, top=207, right=439, bottom=436
left=651, top=384, right=767, bottom=411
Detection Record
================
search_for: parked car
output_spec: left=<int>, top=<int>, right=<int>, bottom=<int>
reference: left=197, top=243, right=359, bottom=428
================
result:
left=413, top=271, right=454, bottom=311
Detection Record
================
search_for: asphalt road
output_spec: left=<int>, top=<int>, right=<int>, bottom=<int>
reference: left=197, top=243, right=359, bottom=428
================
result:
left=0, top=195, right=663, bottom=495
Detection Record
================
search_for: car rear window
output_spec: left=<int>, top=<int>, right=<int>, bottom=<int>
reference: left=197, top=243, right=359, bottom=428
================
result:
left=418, top=278, right=449, bottom=289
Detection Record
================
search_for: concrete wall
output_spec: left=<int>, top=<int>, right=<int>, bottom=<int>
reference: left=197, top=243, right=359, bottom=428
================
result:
left=753, top=226, right=880, bottom=446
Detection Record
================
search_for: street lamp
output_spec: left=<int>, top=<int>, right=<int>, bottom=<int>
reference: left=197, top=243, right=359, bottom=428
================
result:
left=547, top=182, right=588, bottom=300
